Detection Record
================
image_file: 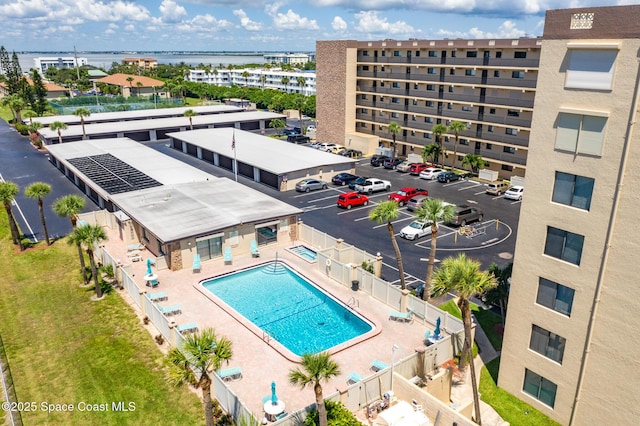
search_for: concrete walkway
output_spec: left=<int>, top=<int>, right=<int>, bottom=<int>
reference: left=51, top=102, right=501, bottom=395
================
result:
left=449, top=312, right=508, bottom=426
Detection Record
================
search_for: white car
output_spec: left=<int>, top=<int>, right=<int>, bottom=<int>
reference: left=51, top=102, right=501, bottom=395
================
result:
left=419, top=167, right=444, bottom=180
left=318, top=143, right=337, bottom=152
left=504, top=186, right=524, bottom=201
left=399, top=220, right=432, bottom=240
left=306, top=125, right=316, bottom=132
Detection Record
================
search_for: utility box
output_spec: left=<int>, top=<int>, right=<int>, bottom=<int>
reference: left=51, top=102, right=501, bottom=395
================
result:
left=407, top=153, right=423, bottom=164
left=479, top=169, right=499, bottom=182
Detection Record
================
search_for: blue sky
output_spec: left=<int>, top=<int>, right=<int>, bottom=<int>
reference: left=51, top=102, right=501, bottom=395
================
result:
left=0, top=0, right=627, bottom=52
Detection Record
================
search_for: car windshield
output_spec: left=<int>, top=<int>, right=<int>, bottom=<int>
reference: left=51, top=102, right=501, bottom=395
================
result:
left=396, top=191, right=407, bottom=196
left=409, top=222, right=424, bottom=229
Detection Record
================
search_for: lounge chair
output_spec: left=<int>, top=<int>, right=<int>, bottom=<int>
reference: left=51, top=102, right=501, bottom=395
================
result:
left=217, top=366, right=242, bottom=382
left=147, top=291, right=168, bottom=302
left=389, top=309, right=414, bottom=323
left=370, top=359, right=389, bottom=372
left=192, top=253, right=201, bottom=273
left=224, top=247, right=232, bottom=264
left=347, top=372, right=364, bottom=385
left=127, top=243, right=144, bottom=251
left=250, top=240, right=260, bottom=257
left=158, top=304, right=181, bottom=316
left=177, top=322, right=198, bottom=334
left=275, top=412, right=289, bottom=420
left=148, top=278, right=159, bottom=288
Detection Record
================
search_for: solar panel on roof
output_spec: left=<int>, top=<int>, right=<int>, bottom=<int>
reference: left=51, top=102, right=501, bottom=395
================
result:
left=68, top=153, right=162, bottom=194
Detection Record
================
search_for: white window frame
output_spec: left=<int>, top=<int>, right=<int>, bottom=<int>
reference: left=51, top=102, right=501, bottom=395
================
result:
left=555, top=110, right=608, bottom=156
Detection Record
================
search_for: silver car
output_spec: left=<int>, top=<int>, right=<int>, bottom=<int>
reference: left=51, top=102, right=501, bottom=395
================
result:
left=406, top=195, right=429, bottom=212
left=295, top=179, right=328, bottom=193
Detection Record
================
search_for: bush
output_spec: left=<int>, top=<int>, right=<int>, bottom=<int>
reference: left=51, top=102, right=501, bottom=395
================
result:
left=303, top=400, right=360, bottom=426
left=15, top=123, right=29, bottom=135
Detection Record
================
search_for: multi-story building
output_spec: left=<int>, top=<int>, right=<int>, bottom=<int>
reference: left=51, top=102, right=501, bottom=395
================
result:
left=263, top=53, right=313, bottom=65
left=316, top=38, right=541, bottom=178
left=499, top=5, right=640, bottom=425
left=186, top=68, right=316, bottom=96
left=34, top=56, right=88, bottom=74
left=122, top=57, right=158, bottom=70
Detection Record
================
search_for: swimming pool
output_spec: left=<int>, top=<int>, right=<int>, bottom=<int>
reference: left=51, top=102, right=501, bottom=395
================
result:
left=200, top=261, right=374, bottom=357
left=288, top=245, right=317, bottom=262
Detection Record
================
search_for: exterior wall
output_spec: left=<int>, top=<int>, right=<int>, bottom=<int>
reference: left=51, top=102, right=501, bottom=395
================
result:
left=499, top=6, right=640, bottom=425
left=316, top=40, right=358, bottom=146
left=186, top=68, right=316, bottom=96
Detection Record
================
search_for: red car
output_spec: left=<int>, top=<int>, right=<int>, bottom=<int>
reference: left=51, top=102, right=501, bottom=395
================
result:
left=388, top=187, right=428, bottom=207
left=337, top=192, right=370, bottom=209
left=409, top=163, right=429, bottom=175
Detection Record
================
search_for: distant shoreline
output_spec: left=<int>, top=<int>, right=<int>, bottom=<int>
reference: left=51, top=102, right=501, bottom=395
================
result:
left=15, top=51, right=312, bottom=55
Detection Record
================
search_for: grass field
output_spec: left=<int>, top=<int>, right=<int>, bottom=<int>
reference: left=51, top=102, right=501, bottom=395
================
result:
left=0, top=214, right=203, bottom=425
left=438, top=299, right=503, bottom=350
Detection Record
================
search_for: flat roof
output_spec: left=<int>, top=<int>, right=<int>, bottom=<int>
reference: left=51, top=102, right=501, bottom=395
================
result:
left=168, top=128, right=355, bottom=175
left=35, top=105, right=243, bottom=126
left=47, top=138, right=302, bottom=242
left=38, top=110, right=284, bottom=139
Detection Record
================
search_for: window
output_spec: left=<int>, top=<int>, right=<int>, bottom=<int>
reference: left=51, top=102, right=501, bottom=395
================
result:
left=514, top=51, right=527, bottom=59
left=459, top=139, right=469, bottom=146
left=537, top=277, right=575, bottom=316
left=197, top=235, right=223, bottom=260
left=426, top=101, right=434, bottom=107
left=486, top=143, right=492, bottom=149
left=142, top=228, right=149, bottom=242
left=363, top=51, right=369, bottom=56
left=449, top=86, right=455, bottom=93
left=506, top=128, right=518, bottom=136
left=467, top=51, right=477, bottom=58
left=412, top=114, right=417, bottom=121
left=555, top=113, right=607, bottom=156
left=379, top=110, right=384, bottom=116
left=462, top=106, right=473, bottom=112
left=381, top=66, right=385, bottom=71
left=425, top=117, right=433, bottom=123
left=494, top=70, right=500, bottom=77
left=413, top=83, right=419, bottom=89
left=360, top=122, right=367, bottom=128
left=360, top=108, right=368, bottom=114
left=487, top=125, right=495, bottom=132
left=392, top=97, right=400, bottom=104
left=428, top=50, right=437, bottom=57
left=412, top=99, right=418, bottom=106
left=507, top=109, right=520, bottom=117
left=512, top=71, right=525, bottom=79
left=428, top=68, right=436, bottom=74
left=392, top=82, right=400, bottom=88
left=406, top=67, right=410, bottom=74
left=361, top=94, right=368, bottom=99
left=362, top=65, right=369, bottom=71
left=451, top=51, right=456, bottom=57
left=552, top=172, right=595, bottom=210
left=427, top=84, right=435, bottom=91
left=391, top=112, right=399, bottom=118
left=423, top=133, right=432, bottom=139
left=495, top=51, right=502, bottom=58
left=523, top=370, right=557, bottom=408
left=450, top=69, right=455, bottom=75
left=503, top=146, right=516, bottom=154
left=381, top=51, right=386, bottom=57
left=530, top=325, right=566, bottom=364
left=411, top=130, right=416, bottom=136
left=489, top=108, right=496, bottom=114
left=465, top=69, right=476, bottom=76
left=393, top=50, right=401, bottom=57
left=447, top=103, right=453, bottom=110
left=566, top=49, right=617, bottom=90
left=415, top=50, right=421, bottom=57
left=380, top=81, right=385, bottom=87
left=544, top=226, right=584, bottom=265
left=501, top=164, right=513, bottom=171
left=379, top=96, right=384, bottom=101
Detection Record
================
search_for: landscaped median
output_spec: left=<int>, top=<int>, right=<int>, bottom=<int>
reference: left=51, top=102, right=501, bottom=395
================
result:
left=0, top=213, right=203, bottom=425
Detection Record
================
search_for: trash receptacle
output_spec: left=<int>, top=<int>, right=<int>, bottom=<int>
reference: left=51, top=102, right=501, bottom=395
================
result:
left=351, top=280, right=359, bottom=291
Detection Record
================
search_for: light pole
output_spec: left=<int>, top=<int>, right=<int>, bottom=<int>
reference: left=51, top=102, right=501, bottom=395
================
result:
left=391, top=344, right=399, bottom=391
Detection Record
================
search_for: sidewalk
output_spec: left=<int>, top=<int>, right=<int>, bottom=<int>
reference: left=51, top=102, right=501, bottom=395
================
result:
left=449, top=314, right=508, bottom=426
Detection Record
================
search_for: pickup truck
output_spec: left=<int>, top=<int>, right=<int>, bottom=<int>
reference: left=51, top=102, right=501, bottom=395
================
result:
left=388, top=187, right=428, bottom=206
left=354, top=178, right=391, bottom=194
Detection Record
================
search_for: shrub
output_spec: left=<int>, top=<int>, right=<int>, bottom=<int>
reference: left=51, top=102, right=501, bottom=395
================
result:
left=15, top=123, right=29, bottom=135
left=303, top=400, right=360, bottom=426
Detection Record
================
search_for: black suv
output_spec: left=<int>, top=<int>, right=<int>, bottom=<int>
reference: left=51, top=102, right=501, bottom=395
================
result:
left=287, top=134, right=310, bottom=144
left=370, top=155, right=391, bottom=167
left=383, top=158, right=404, bottom=169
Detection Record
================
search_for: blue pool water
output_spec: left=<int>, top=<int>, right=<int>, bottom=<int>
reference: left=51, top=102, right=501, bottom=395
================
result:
left=289, top=245, right=318, bottom=261
left=201, top=261, right=373, bottom=356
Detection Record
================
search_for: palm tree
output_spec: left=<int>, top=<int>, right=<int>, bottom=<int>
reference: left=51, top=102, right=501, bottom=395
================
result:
left=448, top=121, right=467, bottom=168
left=259, top=75, right=267, bottom=90
left=431, top=124, right=448, bottom=166
left=184, top=109, right=196, bottom=130
left=22, top=108, right=38, bottom=124
left=126, top=76, right=134, bottom=96
left=388, top=121, right=401, bottom=159
left=136, top=81, right=143, bottom=96
left=281, top=76, right=290, bottom=93
left=431, top=254, right=496, bottom=425
left=486, top=262, right=513, bottom=328
left=369, top=200, right=407, bottom=290
left=293, top=95, right=306, bottom=132
left=289, top=352, right=340, bottom=426
left=415, top=199, right=456, bottom=301
left=24, top=182, right=52, bottom=246
left=50, top=121, right=68, bottom=144
left=167, top=328, right=233, bottom=426
left=296, top=76, right=306, bottom=93
left=461, top=153, right=485, bottom=175
left=52, top=195, right=87, bottom=282
left=1, top=94, right=25, bottom=123
left=68, top=224, right=107, bottom=298
left=241, top=70, right=250, bottom=87
left=72, top=107, right=91, bottom=140
left=269, top=118, right=286, bottom=136
left=422, top=143, right=440, bottom=165
left=0, top=181, right=22, bottom=248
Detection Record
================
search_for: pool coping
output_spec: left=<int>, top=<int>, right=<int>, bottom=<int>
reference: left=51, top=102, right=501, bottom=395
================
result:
left=193, top=259, right=382, bottom=363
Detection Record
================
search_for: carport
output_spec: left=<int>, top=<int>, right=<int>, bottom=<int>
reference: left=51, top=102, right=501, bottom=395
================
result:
left=167, top=128, right=357, bottom=191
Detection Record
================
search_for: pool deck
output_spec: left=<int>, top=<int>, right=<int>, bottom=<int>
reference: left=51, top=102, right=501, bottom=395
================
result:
left=108, top=235, right=439, bottom=420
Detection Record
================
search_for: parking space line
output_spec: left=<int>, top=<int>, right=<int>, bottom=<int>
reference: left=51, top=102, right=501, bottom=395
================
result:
left=0, top=172, right=38, bottom=242
left=372, top=216, right=414, bottom=229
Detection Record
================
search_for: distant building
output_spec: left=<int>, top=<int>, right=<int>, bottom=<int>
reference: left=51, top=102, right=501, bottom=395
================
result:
left=186, top=68, right=316, bottom=96
left=96, top=73, right=165, bottom=98
left=34, top=57, right=88, bottom=74
left=0, top=79, right=66, bottom=99
left=264, top=53, right=312, bottom=65
left=122, top=57, right=158, bottom=70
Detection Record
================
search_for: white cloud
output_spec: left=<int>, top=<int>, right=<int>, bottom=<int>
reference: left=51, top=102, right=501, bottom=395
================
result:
left=437, top=20, right=526, bottom=39
left=159, top=0, right=187, bottom=24
left=266, top=4, right=319, bottom=30
left=332, top=16, right=347, bottom=32
left=354, top=10, right=417, bottom=35
left=125, top=24, right=135, bottom=31
left=175, top=14, right=233, bottom=33
left=233, top=9, right=263, bottom=31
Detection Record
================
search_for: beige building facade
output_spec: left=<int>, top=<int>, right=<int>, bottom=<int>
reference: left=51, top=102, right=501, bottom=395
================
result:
left=499, top=5, right=640, bottom=425
left=316, top=38, right=541, bottom=178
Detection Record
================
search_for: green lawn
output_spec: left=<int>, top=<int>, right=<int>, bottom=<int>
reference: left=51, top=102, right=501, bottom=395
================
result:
left=480, top=358, right=561, bottom=426
left=0, top=215, right=203, bottom=425
left=438, top=299, right=503, bottom=351
left=0, top=105, right=15, bottom=122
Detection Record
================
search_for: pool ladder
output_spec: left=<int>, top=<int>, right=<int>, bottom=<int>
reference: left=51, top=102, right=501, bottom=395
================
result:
left=347, top=297, right=359, bottom=309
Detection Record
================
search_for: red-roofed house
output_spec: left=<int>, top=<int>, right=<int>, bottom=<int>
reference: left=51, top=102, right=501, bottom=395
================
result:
left=97, top=73, right=166, bottom=98
left=0, top=80, right=67, bottom=99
